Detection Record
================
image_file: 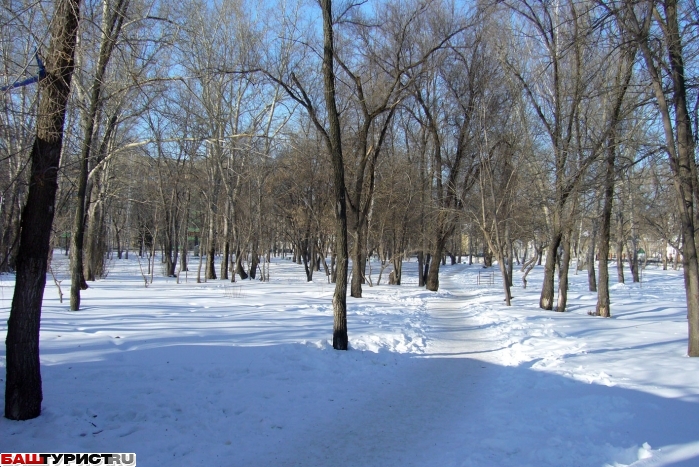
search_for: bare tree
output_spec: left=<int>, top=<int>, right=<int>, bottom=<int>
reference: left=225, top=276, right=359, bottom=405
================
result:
left=69, top=0, right=130, bottom=310
left=318, top=0, right=349, bottom=349
left=410, top=14, right=485, bottom=291
left=595, top=45, right=636, bottom=317
left=5, top=0, right=80, bottom=420
left=611, top=0, right=699, bottom=354
left=0, top=8, right=42, bottom=273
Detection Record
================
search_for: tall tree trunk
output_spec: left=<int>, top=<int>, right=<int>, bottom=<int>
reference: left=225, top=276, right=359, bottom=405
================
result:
left=596, top=138, right=616, bottom=317
left=659, top=0, right=699, bottom=355
left=321, top=0, right=348, bottom=349
left=5, top=0, right=80, bottom=420
left=590, top=86, right=628, bottom=296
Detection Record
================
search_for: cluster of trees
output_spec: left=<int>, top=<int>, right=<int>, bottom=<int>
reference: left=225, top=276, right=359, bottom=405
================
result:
left=3, top=0, right=699, bottom=420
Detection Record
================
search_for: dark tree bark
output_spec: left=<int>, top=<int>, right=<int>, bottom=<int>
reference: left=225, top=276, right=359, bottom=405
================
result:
left=596, top=49, right=634, bottom=313
left=220, top=201, right=230, bottom=280
left=0, top=189, right=21, bottom=272
left=652, top=0, right=699, bottom=355
left=114, top=218, right=123, bottom=260
left=206, top=243, right=217, bottom=280
left=426, top=231, right=449, bottom=291
left=205, top=194, right=217, bottom=280
left=616, top=0, right=699, bottom=353
left=628, top=241, right=640, bottom=282
left=596, top=139, right=616, bottom=317
left=5, top=0, right=80, bottom=420
left=417, top=251, right=425, bottom=287
left=423, top=253, right=431, bottom=285
left=321, top=0, right=349, bottom=349
left=265, top=0, right=349, bottom=348
left=249, top=249, right=259, bottom=280
left=177, top=190, right=191, bottom=281
left=350, top=227, right=367, bottom=296
left=330, top=250, right=337, bottom=283
left=220, top=239, right=229, bottom=279
left=539, top=231, right=562, bottom=309
left=235, top=247, right=248, bottom=280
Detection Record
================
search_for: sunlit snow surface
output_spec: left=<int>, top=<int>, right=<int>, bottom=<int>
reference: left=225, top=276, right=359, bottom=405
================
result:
left=1, top=255, right=698, bottom=466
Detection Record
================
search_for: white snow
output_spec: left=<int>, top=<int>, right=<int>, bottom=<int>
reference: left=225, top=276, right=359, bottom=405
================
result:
left=1, top=255, right=698, bottom=466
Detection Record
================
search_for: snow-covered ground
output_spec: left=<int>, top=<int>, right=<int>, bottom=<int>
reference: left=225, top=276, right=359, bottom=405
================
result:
left=1, top=254, right=698, bottom=466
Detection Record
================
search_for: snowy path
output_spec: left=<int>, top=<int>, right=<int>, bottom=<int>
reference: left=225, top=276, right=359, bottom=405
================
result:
left=421, top=270, right=499, bottom=359
left=417, top=266, right=699, bottom=467
left=1, top=257, right=699, bottom=466
left=240, top=271, right=502, bottom=467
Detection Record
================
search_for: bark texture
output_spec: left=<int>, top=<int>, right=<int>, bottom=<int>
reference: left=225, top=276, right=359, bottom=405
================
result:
left=321, top=0, right=349, bottom=350
left=5, top=0, right=80, bottom=420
